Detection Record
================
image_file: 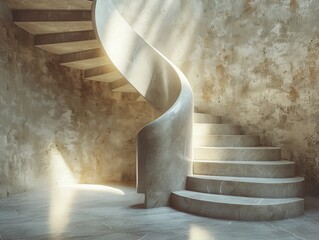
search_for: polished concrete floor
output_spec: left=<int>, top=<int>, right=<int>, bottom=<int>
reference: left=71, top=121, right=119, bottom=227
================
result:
left=0, top=183, right=318, bottom=240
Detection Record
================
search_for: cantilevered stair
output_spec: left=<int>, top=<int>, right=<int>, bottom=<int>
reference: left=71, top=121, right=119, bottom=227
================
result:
left=4, top=0, right=140, bottom=98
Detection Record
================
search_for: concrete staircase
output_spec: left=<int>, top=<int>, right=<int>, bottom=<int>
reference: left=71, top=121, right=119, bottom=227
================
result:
left=5, top=0, right=304, bottom=221
left=4, top=0, right=141, bottom=98
left=171, top=112, right=305, bottom=220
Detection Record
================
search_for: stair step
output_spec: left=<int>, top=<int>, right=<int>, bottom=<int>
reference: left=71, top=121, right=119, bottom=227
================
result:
left=36, top=39, right=100, bottom=55
left=12, top=10, right=92, bottom=22
left=194, top=123, right=241, bottom=135
left=194, top=146, right=281, bottom=161
left=136, top=95, right=146, bottom=102
left=110, top=78, right=128, bottom=89
left=85, top=64, right=117, bottom=76
left=193, top=160, right=295, bottom=178
left=194, top=113, right=221, bottom=124
left=34, top=30, right=96, bottom=46
left=187, top=175, right=304, bottom=198
left=4, top=1, right=92, bottom=10
left=194, top=134, right=260, bottom=147
left=86, top=72, right=123, bottom=83
left=15, top=21, right=93, bottom=35
left=171, top=190, right=304, bottom=221
left=60, top=48, right=105, bottom=63
left=84, top=65, right=123, bottom=83
left=61, top=56, right=109, bottom=70
left=112, top=84, right=137, bottom=93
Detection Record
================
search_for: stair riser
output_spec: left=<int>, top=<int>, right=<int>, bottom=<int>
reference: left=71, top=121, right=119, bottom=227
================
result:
left=187, top=177, right=305, bottom=198
left=194, top=148, right=281, bottom=161
left=194, top=135, right=260, bottom=147
left=194, top=114, right=221, bottom=124
left=36, top=40, right=100, bottom=55
left=15, top=22, right=93, bottom=35
left=194, top=124, right=241, bottom=135
left=60, top=49, right=105, bottom=63
left=13, top=10, right=92, bottom=22
left=193, top=162, right=295, bottom=178
left=61, top=56, right=108, bottom=70
left=171, top=194, right=304, bottom=221
left=35, top=30, right=96, bottom=45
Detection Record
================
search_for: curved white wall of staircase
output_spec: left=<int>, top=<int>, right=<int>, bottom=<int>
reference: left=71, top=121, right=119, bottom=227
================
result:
left=92, top=0, right=193, bottom=207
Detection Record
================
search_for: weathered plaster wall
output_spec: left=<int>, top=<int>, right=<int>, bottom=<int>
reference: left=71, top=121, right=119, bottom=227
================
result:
left=115, top=0, right=319, bottom=195
left=0, top=2, right=157, bottom=197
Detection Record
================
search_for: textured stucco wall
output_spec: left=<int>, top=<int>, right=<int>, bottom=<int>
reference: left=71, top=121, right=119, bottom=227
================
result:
left=115, top=0, right=319, bottom=195
left=0, top=2, right=157, bottom=197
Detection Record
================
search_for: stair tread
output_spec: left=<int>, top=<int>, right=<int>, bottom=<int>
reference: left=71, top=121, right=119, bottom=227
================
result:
left=195, top=123, right=238, bottom=126
left=4, top=1, right=92, bottom=10
left=61, top=56, right=108, bottom=70
left=195, top=146, right=280, bottom=150
left=194, top=134, right=261, bottom=147
left=15, top=21, right=93, bottom=35
left=193, top=160, right=293, bottom=165
left=173, top=190, right=303, bottom=205
left=196, top=134, right=256, bottom=137
left=85, top=72, right=123, bottom=83
left=194, top=113, right=221, bottom=124
left=189, top=175, right=304, bottom=183
left=194, top=112, right=220, bottom=117
left=136, top=95, right=146, bottom=102
left=113, top=83, right=137, bottom=92
left=36, top=39, right=100, bottom=55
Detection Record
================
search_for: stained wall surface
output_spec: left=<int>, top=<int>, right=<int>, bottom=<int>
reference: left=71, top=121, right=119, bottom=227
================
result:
left=115, top=0, right=319, bottom=195
left=0, top=2, right=157, bottom=197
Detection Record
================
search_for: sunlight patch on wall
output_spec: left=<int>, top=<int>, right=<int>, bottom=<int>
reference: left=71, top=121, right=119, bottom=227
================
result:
left=48, top=146, right=76, bottom=234
left=49, top=146, right=77, bottom=186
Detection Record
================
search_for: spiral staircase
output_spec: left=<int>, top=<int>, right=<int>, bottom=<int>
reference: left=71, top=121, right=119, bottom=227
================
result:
left=4, top=0, right=305, bottom=220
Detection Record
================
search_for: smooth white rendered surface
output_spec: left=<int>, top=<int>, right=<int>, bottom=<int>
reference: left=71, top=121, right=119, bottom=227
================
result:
left=93, top=0, right=193, bottom=207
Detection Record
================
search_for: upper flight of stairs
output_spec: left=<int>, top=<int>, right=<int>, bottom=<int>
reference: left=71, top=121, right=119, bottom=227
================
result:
left=4, top=0, right=142, bottom=99
left=171, top=111, right=305, bottom=221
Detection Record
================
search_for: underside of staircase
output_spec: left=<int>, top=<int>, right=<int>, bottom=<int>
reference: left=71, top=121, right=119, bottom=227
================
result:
left=4, top=0, right=144, bottom=100
left=4, top=0, right=304, bottom=221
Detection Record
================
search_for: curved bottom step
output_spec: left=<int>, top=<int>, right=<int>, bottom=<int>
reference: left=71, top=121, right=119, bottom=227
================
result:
left=171, top=190, right=304, bottom=221
left=187, top=175, right=305, bottom=198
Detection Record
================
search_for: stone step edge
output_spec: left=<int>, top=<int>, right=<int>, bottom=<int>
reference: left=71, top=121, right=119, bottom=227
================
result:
left=172, top=190, right=303, bottom=206
left=194, top=134, right=258, bottom=137
left=171, top=190, right=304, bottom=220
left=193, top=160, right=293, bottom=164
left=186, top=175, right=305, bottom=198
left=194, top=146, right=280, bottom=150
left=194, top=123, right=239, bottom=126
left=188, top=175, right=305, bottom=184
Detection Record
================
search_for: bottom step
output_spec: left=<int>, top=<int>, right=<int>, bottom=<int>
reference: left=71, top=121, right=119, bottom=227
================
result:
left=171, top=190, right=304, bottom=221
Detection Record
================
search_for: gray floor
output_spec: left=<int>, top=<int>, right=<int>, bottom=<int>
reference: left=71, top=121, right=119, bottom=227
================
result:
left=0, top=183, right=318, bottom=240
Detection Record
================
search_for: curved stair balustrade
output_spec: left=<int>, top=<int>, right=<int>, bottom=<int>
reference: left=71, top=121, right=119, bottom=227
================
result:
left=92, top=0, right=193, bottom=208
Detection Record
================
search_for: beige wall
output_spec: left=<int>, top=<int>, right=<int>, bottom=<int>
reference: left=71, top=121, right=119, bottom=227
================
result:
left=115, top=0, right=319, bottom=195
left=0, top=2, right=157, bottom=197
left=1, top=0, right=318, bottom=197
